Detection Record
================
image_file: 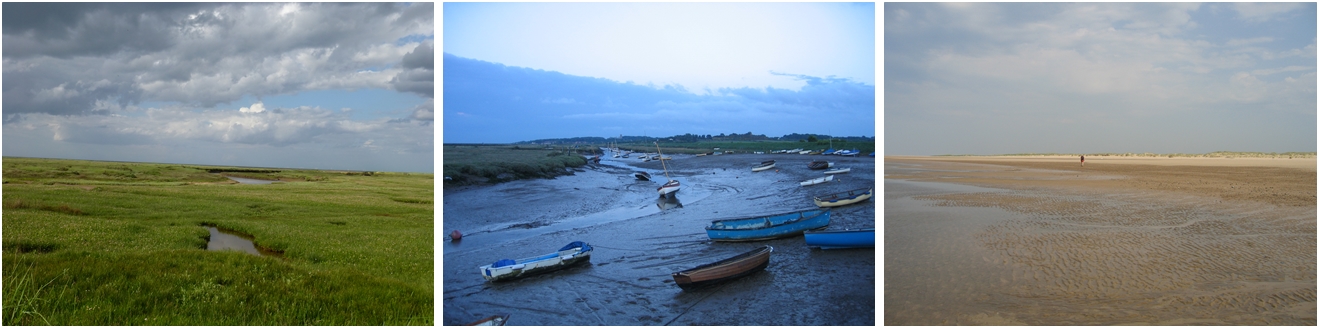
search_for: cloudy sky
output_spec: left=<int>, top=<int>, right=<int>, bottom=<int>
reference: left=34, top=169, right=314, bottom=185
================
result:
left=3, top=3, right=434, bottom=172
left=886, top=3, right=1316, bottom=155
left=443, top=2, right=876, bottom=144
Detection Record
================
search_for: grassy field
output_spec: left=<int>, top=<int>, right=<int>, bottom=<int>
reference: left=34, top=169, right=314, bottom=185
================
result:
left=2, top=157, right=432, bottom=325
left=442, top=145, right=588, bottom=186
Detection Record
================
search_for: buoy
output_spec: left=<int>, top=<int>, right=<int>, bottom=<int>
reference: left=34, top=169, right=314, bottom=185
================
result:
left=449, top=230, right=463, bottom=241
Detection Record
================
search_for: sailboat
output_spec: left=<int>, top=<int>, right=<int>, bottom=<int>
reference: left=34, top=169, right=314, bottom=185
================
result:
left=655, top=141, right=680, bottom=197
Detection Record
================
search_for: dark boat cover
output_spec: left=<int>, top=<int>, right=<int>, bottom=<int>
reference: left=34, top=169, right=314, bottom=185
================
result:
left=493, top=259, right=516, bottom=267
left=559, top=241, right=591, bottom=252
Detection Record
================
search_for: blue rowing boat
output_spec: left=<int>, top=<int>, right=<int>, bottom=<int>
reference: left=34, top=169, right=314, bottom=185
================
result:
left=479, top=241, right=592, bottom=282
left=803, top=228, right=874, bottom=249
left=705, top=209, right=831, bottom=241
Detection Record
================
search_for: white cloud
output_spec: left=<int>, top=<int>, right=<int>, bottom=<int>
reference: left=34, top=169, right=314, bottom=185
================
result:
left=239, top=101, right=266, bottom=113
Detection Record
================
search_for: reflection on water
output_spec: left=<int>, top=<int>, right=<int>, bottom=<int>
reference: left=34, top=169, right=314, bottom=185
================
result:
left=657, top=194, right=683, bottom=210
left=226, top=176, right=276, bottom=184
left=206, top=226, right=276, bottom=256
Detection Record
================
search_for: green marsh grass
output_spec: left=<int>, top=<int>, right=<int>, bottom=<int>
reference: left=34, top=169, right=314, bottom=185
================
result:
left=442, top=145, right=587, bottom=185
left=2, top=157, right=432, bottom=325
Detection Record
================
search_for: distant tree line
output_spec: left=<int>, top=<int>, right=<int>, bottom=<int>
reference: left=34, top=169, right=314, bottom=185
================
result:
left=517, top=132, right=874, bottom=145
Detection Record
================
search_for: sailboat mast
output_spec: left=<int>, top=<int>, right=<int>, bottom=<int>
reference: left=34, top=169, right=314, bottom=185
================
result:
left=655, top=141, right=671, bottom=180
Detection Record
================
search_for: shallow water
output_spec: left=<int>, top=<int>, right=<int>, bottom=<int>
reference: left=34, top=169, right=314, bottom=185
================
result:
left=443, top=153, right=876, bottom=325
left=226, top=176, right=276, bottom=184
left=884, top=159, right=1317, bottom=325
left=206, top=226, right=263, bottom=256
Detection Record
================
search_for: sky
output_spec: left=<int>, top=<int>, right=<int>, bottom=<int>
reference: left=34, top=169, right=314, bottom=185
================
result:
left=3, top=3, right=434, bottom=172
left=443, top=2, right=876, bottom=144
left=886, top=2, right=1316, bottom=155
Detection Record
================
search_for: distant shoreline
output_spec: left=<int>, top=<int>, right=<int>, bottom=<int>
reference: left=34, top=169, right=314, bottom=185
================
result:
left=927, top=151, right=1315, bottom=159
left=888, top=155, right=1316, bottom=171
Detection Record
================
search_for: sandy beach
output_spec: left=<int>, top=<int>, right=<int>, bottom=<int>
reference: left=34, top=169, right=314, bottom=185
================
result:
left=885, top=156, right=1315, bottom=325
left=443, top=153, right=875, bottom=325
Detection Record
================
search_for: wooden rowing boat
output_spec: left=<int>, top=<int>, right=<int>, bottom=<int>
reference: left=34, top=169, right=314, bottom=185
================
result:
left=751, top=161, right=776, bottom=172
left=705, top=209, right=831, bottom=241
left=671, top=245, right=772, bottom=289
left=479, top=241, right=592, bottom=282
left=808, top=160, right=832, bottom=170
left=812, top=188, right=872, bottom=207
left=634, top=171, right=651, bottom=181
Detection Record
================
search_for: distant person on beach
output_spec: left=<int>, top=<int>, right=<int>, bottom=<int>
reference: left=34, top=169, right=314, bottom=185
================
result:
left=1081, top=155, right=1085, bottom=167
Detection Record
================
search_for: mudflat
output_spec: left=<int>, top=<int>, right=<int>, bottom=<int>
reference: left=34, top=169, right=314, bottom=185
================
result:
left=443, top=153, right=876, bottom=325
left=885, top=156, right=1316, bottom=325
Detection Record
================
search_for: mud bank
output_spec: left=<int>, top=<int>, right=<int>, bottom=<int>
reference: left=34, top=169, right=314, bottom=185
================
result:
left=443, top=153, right=876, bottom=325
left=885, top=157, right=1316, bottom=325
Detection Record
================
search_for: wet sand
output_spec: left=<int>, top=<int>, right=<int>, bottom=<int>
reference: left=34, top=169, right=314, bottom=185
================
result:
left=885, top=156, right=1316, bottom=325
left=443, top=153, right=876, bottom=325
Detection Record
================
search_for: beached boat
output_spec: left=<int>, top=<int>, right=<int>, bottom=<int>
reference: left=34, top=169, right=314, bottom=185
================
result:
left=657, top=180, right=680, bottom=197
left=479, top=241, right=592, bottom=282
left=635, top=171, right=651, bottom=181
left=655, top=142, right=681, bottom=197
left=751, top=161, right=776, bottom=172
left=671, top=245, right=773, bottom=289
left=799, top=175, right=834, bottom=186
left=821, top=167, right=851, bottom=174
left=804, top=228, right=874, bottom=249
left=812, top=188, right=872, bottom=207
left=705, top=209, right=831, bottom=241
left=466, top=314, right=510, bottom=326
left=808, top=160, right=832, bottom=170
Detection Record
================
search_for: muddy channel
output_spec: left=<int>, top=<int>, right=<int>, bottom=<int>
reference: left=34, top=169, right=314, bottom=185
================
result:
left=442, top=153, right=876, bottom=325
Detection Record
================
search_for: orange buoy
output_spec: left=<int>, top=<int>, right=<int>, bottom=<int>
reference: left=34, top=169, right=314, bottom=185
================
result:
left=449, top=230, right=463, bottom=241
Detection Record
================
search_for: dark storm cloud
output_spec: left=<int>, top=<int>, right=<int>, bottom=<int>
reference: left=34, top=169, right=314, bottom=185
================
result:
left=443, top=53, right=875, bottom=143
left=3, top=2, right=434, bottom=115
left=3, top=3, right=210, bottom=59
left=392, top=40, right=435, bottom=98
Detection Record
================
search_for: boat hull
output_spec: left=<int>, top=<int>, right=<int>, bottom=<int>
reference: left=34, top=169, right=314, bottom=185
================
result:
left=705, top=209, right=830, bottom=241
left=751, top=163, right=775, bottom=172
left=821, top=168, right=850, bottom=174
left=635, top=172, right=651, bottom=181
left=658, top=180, right=680, bottom=196
left=479, top=242, right=592, bottom=282
left=800, top=175, right=834, bottom=186
left=672, top=246, right=772, bottom=289
left=804, top=229, right=875, bottom=249
left=813, top=188, right=872, bottom=207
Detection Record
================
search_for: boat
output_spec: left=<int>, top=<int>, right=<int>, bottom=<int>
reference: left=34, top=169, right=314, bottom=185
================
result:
left=658, top=180, right=680, bottom=197
left=799, top=175, right=834, bottom=186
left=479, top=241, right=592, bottom=282
left=804, top=228, right=874, bottom=249
left=635, top=171, right=651, bottom=181
left=839, top=148, right=860, bottom=157
left=705, top=209, right=831, bottom=241
left=466, top=314, right=510, bottom=326
left=821, top=167, right=851, bottom=174
left=752, top=161, right=776, bottom=172
left=812, top=188, right=872, bottom=207
left=655, top=142, right=680, bottom=197
left=671, top=245, right=773, bottom=289
left=808, top=160, right=832, bottom=170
